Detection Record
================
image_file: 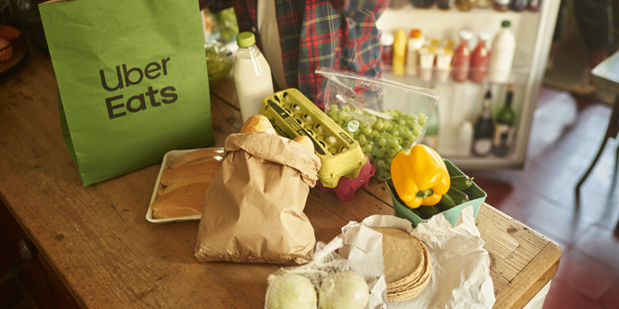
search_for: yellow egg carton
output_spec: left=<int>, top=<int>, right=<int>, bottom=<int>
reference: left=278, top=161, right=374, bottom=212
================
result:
left=259, top=88, right=366, bottom=188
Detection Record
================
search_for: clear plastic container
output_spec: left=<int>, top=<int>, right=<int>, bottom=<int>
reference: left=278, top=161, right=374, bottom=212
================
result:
left=205, top=41, right=233, bottom=85
left=317, top=67, right=439, bottom=181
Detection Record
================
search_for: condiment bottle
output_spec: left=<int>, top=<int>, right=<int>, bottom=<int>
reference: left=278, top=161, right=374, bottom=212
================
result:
left=435, top=47, right=453, bottom=83
left=527, top=0, right=542, bottom=11
left=418, top=46, right=436, bottom=82
left=392, top=29, right=407, bottom=76
left=405, top=29, right=425, bottom=77
left=381, top=32, right=394, bottom=69
left=452, top=29, right=473, bottom=83
left=510, top=0, right=527, bottom=11
left=493, top=0, right=510, bottom=11
left=443, top=39, right=456, bottom=50
left=470, top=31, right=490, bottom=83
left=488, top=20, right=516, bottom=84
left=455, top=0, right=475, bottom=11
left=233, top=32, right=274, bottom=123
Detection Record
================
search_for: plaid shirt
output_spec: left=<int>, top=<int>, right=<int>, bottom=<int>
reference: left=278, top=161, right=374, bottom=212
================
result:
left=201, top=0, right=388, bottom=108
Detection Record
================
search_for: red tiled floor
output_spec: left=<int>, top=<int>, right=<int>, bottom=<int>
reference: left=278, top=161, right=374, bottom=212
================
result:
left=599, top=278, right=619, bottom=308
left=543, top=280, right=599, bottom=309
left=574, top=225, right=619, bottom=271
left=467, top=86, right=619, bottom=308
left=553, top=248, right=618, bottom=300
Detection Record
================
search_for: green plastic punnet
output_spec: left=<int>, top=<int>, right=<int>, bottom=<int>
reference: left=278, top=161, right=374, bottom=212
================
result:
left=260, top=89, right=366, bottom=188
left=388, top=159, right=487, bottom=228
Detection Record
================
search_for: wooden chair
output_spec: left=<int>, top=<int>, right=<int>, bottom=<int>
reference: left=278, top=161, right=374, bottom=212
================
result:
left=575, top=51, right=619, bottom=212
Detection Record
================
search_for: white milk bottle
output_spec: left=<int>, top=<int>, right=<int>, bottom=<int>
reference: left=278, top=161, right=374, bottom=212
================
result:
left=233, top=32, right=274, bottom=123
left=488, top=20, right=516, bottom=84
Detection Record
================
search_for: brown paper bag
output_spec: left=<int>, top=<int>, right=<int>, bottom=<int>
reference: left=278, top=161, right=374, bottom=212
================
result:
left=194, top=132, right=321, bottom=264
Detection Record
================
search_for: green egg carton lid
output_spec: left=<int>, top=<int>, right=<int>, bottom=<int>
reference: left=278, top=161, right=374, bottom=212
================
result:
left=259, top=89, right=366, bottom=188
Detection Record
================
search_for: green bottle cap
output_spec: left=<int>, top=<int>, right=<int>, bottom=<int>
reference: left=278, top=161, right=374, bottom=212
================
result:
left=501, top=20, right=511, bottom=28
left=236, top=32, right=256, bottom=48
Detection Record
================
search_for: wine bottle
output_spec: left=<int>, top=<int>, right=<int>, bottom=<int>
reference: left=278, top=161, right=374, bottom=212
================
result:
left=472, top=90, right=495, bottom=157
left=493, top=85, right=516, bottom=156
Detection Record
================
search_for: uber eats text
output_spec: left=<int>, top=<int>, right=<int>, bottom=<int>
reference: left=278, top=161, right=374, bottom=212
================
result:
left=99, top=58, right=178, bottom=120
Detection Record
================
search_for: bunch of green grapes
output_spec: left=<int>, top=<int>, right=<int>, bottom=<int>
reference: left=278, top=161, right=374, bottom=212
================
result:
left=327, top=105, right=427, bottom=181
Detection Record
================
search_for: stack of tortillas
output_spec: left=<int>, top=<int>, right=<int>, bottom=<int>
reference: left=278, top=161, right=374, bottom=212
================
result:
left=373, top=227, right=432, bottom=302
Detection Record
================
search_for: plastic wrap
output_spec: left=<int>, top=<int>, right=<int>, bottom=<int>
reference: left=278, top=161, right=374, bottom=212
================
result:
left=265, top=237, right=388, bottom=309
left=316, top=68, right=439, bottom=181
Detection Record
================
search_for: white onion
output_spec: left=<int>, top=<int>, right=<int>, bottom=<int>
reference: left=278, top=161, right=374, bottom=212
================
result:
left=266, top=274, right=317, bottom=309
left=319, top=271, right=369, bottom=309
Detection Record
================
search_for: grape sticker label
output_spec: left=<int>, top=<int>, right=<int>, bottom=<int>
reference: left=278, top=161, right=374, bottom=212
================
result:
left=347, top=120, right=360, bottom=133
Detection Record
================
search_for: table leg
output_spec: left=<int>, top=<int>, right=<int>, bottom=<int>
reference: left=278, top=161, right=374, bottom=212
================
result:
left=575, top=96, right=619, bottom=209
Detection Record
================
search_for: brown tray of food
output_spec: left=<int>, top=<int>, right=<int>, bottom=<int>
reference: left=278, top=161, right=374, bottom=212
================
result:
left=146, top=147, right=224, bottom=224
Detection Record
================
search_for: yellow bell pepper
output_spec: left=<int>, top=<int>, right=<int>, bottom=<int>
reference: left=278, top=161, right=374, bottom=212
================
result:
left=390, top=144, right=450, bottom=209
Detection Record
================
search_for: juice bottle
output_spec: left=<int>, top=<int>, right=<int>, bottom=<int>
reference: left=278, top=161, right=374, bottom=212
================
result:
left=451, top=30, right=473, bottom=83
left=233, top=32, right=274, bottom=123
left=392, top=29, right=407, bottom=76
left=488, top=20, right=516, bottom=84
left=492, top=0, right=510, bottom=11
left=405, top=29, right=425, bottom=77
left=469, top=32, right=490, bottom=83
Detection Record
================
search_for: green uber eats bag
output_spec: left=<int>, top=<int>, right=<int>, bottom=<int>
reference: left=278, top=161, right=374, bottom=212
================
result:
left=39, top=0, right=215, bottom=186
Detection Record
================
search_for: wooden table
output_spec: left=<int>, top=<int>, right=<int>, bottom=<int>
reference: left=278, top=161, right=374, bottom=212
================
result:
left=0, top=49, right=560, bottom=309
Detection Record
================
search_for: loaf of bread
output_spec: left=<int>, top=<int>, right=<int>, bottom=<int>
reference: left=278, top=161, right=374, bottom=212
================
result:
left=293, top=135, right=315, bottom=152
left=240, top=115, right=276, bottom=134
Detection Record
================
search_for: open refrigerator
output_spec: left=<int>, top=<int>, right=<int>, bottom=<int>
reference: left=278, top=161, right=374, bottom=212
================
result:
left=377, top=0, right=561, bottom=169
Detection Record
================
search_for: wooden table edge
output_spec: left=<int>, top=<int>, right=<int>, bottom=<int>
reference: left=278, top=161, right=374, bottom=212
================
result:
left=493, top=240, right=561, bottom=308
